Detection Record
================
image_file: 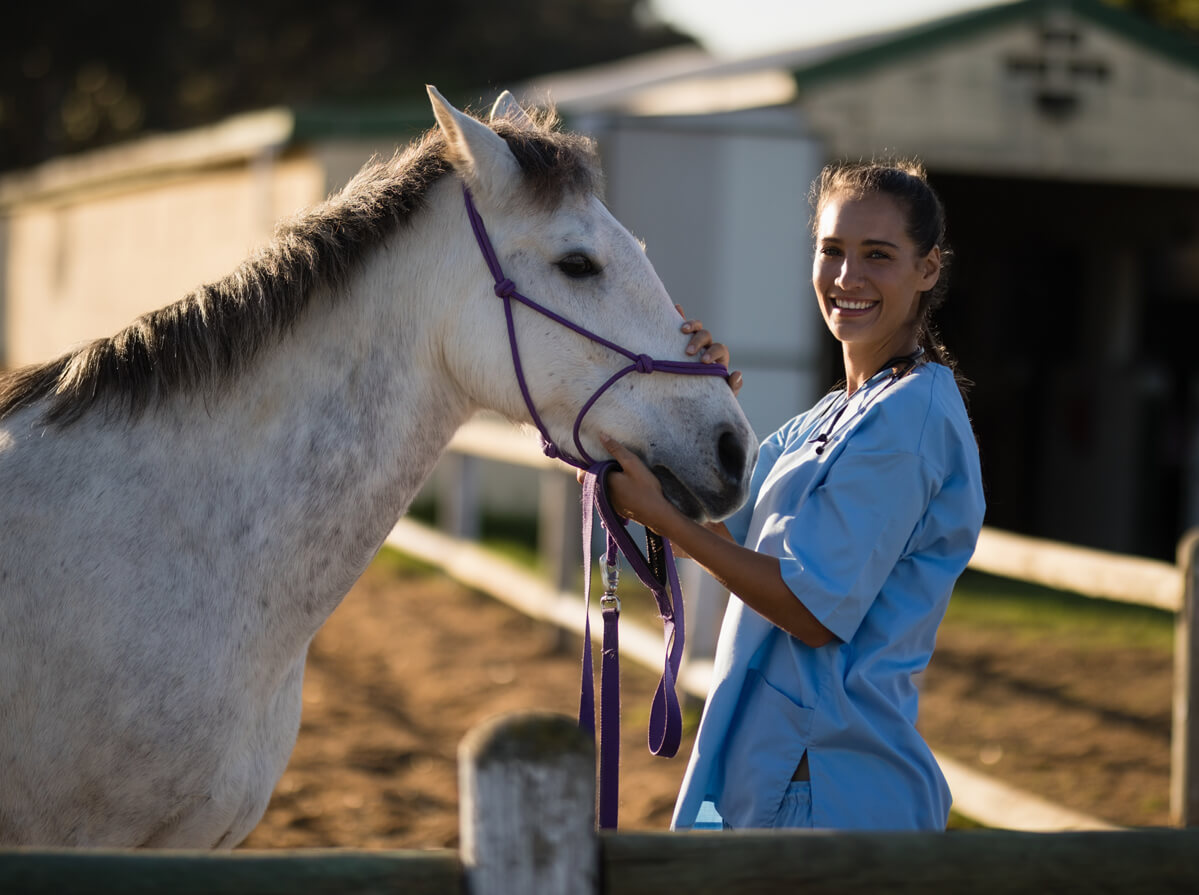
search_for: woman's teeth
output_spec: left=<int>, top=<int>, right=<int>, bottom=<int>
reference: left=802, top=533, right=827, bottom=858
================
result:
left=834, top=298, right=876, bottom=310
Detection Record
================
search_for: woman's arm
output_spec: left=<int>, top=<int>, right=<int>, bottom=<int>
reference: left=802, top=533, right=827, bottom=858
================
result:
left=597, top=435, right=834, bottom=648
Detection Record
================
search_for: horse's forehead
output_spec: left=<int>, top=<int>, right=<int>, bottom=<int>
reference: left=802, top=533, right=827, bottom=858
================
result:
left=545, top=194, right=628, bottom=243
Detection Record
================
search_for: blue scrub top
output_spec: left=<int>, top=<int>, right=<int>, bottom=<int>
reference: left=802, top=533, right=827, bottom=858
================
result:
left=672, top=361, right=985, bottom=831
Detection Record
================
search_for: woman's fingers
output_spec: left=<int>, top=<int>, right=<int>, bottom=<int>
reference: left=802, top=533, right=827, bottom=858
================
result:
left=679, top=318, right=735, bottom=367
left=595, top=434, right=668, bottom=526
left=599, top=433, right=635, bottom=464
left=600, top=436, right=656, bottom=484
left=703, top=341, right=730, bottom=365
left=728, top=370, right=744, bottom=395
left=683, top=323, right=712, bottom=358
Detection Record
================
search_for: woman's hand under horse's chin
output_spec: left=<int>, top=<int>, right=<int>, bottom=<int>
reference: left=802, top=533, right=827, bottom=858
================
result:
left=595, top=435, right=697, bottom=532
left=650, top=463, right=709, bottom=523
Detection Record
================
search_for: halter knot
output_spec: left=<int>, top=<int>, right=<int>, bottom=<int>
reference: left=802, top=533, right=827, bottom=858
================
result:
left=494, top=278, right=517, bottom=298
left=635, top=354, right=655, bottom=374
left=540, top=438, right=561, bottom=460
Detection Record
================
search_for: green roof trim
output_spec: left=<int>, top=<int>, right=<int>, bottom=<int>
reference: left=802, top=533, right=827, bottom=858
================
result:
left=289, top=101, right=433, bottom=143
left=791, top=0, right=1199, bottom=88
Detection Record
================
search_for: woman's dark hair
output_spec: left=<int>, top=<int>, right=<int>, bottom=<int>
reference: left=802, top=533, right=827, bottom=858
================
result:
left=809, top=159, right=966, bottom=387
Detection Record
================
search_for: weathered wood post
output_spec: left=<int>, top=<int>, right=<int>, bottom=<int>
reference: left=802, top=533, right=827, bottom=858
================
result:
left=679, top=559, right=727, bottom=664
left=1172, top=529, right=1199, bottom=826
left=539, top=467, right=584, bottom=594
left=436, top=452, right=480, bottom=539
left=459, top=711, right=597, bottom=895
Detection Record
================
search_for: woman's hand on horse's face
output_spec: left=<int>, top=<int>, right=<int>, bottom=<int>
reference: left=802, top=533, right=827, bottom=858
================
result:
left=574, top=435, right=674, bottom=532
left=676, top=306, right=743, bottom=396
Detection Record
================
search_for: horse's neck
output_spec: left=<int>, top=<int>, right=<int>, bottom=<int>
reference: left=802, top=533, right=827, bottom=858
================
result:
left=169, top=214, right=476, bottom=630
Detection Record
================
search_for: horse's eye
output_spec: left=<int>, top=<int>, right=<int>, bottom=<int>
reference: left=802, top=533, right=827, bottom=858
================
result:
left=556, top=253, right=599, bottom=279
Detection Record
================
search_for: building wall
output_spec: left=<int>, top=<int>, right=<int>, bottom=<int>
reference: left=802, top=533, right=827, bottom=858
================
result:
left=3, top=153, right=325, bottom=368
left=802, top=11, right=1199, bottom=187
left=585, top=110, right=828, bottom=438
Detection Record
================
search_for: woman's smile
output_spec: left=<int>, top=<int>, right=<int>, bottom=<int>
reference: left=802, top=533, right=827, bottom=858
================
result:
left=831, top=297, right=879, bottom=313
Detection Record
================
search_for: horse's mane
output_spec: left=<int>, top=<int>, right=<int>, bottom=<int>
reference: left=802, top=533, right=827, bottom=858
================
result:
left=0, top=106, right=600, bottom=426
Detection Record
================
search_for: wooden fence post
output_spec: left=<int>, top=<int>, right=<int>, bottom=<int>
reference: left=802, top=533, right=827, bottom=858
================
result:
left=436, top=453, right=480, bottom=539
left=679, top=559, right=727, bottom=666
left=539, top=468, right=583, bottom=594
left=459, top=711, right=597, bottom=895
left=1172, top=529, right=1199, bottom=827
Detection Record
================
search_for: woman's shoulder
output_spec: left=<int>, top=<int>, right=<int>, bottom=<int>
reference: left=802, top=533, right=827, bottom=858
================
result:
left=769, top=390, right=843, bottom=445
left=860, top=363, right=976, bottom=462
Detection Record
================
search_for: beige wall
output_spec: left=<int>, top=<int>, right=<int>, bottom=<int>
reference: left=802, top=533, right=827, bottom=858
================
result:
left=803, top=13, right=1199, bottom=186
left=3, top=153, right=324, bottom=368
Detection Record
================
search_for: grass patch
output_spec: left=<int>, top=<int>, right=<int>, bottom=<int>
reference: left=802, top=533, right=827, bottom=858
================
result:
left=477, top=511, right=541, bottom=571
left=372, top=544, right=439, bottom=577
left=389, top=502, right=544, bottom=573
left=947, top=811, right=986, bottom=830
left=945, top=569, right=1174, bottom=653
left=388, top=504, right=1176, bottom=656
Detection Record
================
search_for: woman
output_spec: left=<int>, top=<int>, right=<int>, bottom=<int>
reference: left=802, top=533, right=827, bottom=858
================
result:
left=598, top=160, right=985, bottom=830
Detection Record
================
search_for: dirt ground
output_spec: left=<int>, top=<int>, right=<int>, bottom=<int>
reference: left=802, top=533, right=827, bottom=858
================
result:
left=242, top=556, right=1173, bottom=849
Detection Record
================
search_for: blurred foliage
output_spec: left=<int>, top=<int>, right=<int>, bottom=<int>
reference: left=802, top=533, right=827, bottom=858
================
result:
left=0, top=0, right=690, bottom=173
left=1105, top=0, right=1199, bottom=36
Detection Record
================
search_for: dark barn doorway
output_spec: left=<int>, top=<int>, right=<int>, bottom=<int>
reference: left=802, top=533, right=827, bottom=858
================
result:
left=929, top=173, right=1199, bottom=559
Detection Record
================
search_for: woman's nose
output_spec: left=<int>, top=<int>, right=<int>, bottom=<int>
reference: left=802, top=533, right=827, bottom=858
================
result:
left=835, top=259, right=863, bottom=290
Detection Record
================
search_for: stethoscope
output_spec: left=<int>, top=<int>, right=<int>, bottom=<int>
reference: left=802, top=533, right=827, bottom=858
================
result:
left=808, top=347, right=926, bottom=455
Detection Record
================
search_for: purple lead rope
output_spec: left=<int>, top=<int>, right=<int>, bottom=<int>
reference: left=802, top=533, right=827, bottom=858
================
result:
left=582, top=462, right=687, bottom=828
left=463, top=187, right=720, bottom=828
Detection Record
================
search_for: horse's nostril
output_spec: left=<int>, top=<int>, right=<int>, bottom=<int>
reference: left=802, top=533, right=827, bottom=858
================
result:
left=717, top=429, right=746, bottom=483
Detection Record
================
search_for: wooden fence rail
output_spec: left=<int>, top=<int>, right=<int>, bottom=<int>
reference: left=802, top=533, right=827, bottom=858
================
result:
left=4, top=713, right=1199, bottom=895
left=422, top=416, right=1199, bottom=827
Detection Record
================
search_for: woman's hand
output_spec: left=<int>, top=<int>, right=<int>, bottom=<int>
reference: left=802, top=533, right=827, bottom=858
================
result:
left=577, top=435, right=833, bottom=647
left=676, top=305, right=743, bottom=396
left=575, top=435, right=679, bottom=534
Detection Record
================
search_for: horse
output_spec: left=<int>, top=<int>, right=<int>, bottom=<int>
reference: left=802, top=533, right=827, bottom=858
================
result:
left=0, top=86, right=756, bottom=848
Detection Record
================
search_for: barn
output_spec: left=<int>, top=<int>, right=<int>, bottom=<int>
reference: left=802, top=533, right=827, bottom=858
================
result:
left=1, top=0, right=1196, bottom=558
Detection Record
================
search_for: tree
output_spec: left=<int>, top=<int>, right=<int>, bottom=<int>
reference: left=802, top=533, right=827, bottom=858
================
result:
left=1104, top=0, right=1199, bottom=37
left=0, top=0, right=692, bottom=173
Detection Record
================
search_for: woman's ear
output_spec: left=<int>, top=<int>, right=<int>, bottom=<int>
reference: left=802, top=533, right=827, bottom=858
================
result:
left=919, top=245, right=942, bottom=291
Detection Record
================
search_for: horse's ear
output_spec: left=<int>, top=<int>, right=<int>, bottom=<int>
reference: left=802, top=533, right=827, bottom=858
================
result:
left=427, top=84, right=520, bottom=200
left=489, top=91, right=535, bottom=129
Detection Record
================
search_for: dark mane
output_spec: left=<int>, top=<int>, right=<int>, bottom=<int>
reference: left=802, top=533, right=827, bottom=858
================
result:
left=0, top=106, right=600, bottom=426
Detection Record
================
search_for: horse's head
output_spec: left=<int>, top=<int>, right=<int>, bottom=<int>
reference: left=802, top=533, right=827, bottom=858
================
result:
left=428, top=87, right=756, bottom=523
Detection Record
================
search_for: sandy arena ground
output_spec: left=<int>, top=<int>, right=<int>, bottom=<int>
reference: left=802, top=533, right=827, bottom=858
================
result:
left=243, top=556, right=1172, bottom=848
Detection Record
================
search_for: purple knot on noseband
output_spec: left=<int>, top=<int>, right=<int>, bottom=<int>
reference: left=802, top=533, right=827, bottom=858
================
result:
left=635, top=354, right=655, bottom=374
left=541, top=439, right=561, bottom=460
left=494, top=278, right=516, bottom=298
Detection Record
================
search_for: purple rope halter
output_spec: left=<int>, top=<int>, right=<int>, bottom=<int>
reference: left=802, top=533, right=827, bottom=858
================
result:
left=462, top=187, right=728, bottom=828
left=462, top=187, right=728, bottom=469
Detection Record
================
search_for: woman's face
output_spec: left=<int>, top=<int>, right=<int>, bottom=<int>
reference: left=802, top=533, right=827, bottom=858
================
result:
left=812, top=192, right=940, bottom=357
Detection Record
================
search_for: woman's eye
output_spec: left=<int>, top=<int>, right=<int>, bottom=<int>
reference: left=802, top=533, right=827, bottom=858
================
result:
left=556, top=253, right=599, bottom=278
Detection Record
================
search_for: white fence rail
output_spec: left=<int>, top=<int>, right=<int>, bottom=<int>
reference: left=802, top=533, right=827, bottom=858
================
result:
left=399, top=416, right=1199, bottom=829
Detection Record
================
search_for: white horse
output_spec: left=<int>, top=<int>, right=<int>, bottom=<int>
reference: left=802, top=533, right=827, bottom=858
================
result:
left=0, top=87, right=755, bottom=848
